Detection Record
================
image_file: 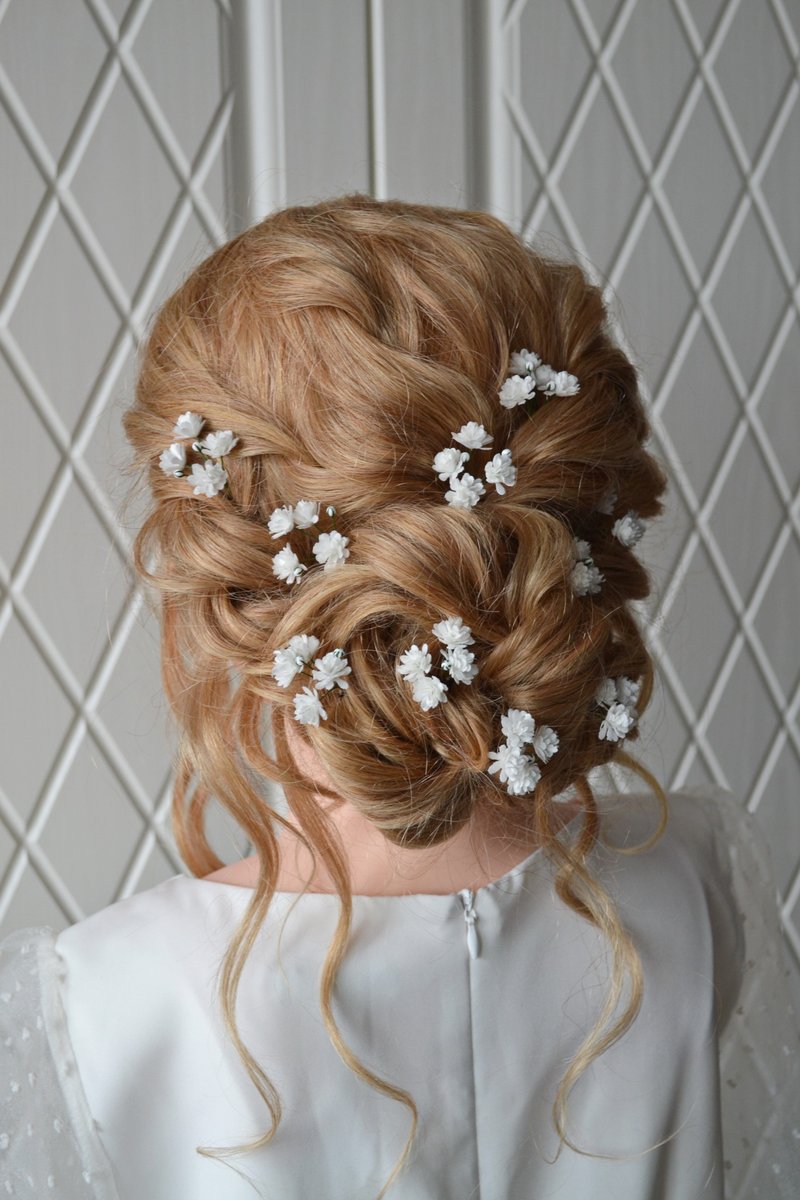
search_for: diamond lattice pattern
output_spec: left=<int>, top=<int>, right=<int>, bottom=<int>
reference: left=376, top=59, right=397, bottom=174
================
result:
left=0, top=0, right=234, bottom=930
left=499, top=0, right=800, bottom=1002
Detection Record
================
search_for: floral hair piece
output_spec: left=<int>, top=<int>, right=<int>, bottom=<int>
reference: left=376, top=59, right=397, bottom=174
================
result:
left=397, top=616, right=479, bottom=711
left=158, top=411, right=239, bottom=497
left=570, top=538, right=604, bottom=597
left=270, top=634, right=352, bottom=726
left=595, top=675, right=641, bottom=741
left=488, top=708, right=560, bottom=797
left=397, top=618, right=560, bottom=797
left=267, top=502, right=351, bottom=585
left=432, top=424, right=517, bottom=510
left=498, top=349, right=580, bottom=407
left=431, top=345, right=578, bottom=510
left=160, top=396, right=642, bottom=758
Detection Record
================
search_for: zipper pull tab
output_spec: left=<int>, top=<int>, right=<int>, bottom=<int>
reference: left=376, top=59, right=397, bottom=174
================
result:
left=459, top=889, right=480, bottom=960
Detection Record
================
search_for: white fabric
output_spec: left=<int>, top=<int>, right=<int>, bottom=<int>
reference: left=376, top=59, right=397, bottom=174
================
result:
left=0, top=783, right=797, bottom=1199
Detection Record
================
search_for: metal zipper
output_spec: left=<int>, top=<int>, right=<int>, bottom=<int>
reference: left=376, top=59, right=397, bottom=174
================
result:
left=458, top=888, right=480, bottom=960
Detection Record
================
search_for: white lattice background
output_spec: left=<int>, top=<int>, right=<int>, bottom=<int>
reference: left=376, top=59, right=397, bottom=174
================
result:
left=492, top=0, right=800, bottom=990
left=0, top=0, right=798, bottom=1025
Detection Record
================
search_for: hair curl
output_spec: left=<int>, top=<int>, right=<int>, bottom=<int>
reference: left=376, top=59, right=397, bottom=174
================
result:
left=121, top=193, right=671, bottom=1197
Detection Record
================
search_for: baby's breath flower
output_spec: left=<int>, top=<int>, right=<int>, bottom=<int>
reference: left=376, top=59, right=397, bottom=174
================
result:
left=433, top=447, right=469, bottom=481
left=612, top=511, right=646, bottom=548
left=484, top=449, right=517, bottom=495
left=313, top=530, right=350, bottom=569
left=397, top=644, right=432, bottom=684
left=452, top=422, right=493, bottom=450
left=159, top=443, right=187, bottom=476
left=187, top=461, right=227, bottom=497
left=312, top=650, right=352, bottom=691
left=498, top=374, right=535, bottom=408
left=268, top=505, right=295, bottom=538
left=172, top=411, right=204, bottom=438
left=293, top=500, right=321, bottom=528
left=411, top=674, right=449, bottom=711
left=432, top=617, right=474, bottom=649
left=599, top=702, right=637, bottom=742
left=293, top=686, right=327, bottom=726
left=445, top=472, right=485, bottom=509
left=272, top=545, right=306, bottom=585
left=199, top=430, right=239, bottom=457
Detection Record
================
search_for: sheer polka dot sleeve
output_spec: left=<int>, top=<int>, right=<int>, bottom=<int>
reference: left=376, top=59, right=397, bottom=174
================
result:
left=0, top=927, right=119, bottom=1199
left=705, top=786, right=800, bottom=1199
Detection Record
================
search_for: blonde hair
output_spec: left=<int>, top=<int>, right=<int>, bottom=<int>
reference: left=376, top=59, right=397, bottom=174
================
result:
left=122, top=193, right=670, bottom=1196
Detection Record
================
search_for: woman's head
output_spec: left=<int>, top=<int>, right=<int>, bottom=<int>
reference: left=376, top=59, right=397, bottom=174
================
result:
left=122, top=194, right=670, bottom=1192
left=124, top=193, right=668, bottom=854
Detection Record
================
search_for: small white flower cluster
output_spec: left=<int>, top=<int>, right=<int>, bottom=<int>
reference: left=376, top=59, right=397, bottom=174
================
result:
left=487, top=708, right=560, bottom=797
left=158, top=411, right=239, bottom=497
left=268, top=501, right=351, bottom=585
left=595, top=675, right=641, bottom=742
left=612, top=511, right=646, bottom=548
left=270, top=634, right=352, bottom=726
left=433, top=424, right=517, bottom=510
left=498, top=348, right=580, bottom=408
left=397, top=616, right=479, bottom=711
left=570, top=537, right=605, bottom=597
left=600, top=489, right=648, bottom=549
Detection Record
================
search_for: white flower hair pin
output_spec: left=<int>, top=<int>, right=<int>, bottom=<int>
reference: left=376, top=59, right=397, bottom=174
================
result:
left=595, top=675, right=641, bottom=742
left=571, top=538, right=604, bottom=597
left=498, top=349, right=580, bottom=409
left=432, top=424, right=517, bottom=510
left=397, top=616, right=479, bottom=710
left=270, top=634, right=351, bottom=726
left=430, top=345, right=578, bottom=510
left=397, top=619, right=560, bottom=799
left=488, top=707, right=560, bottom=797
left=612, top=511, right=646, bottom=548
left=267, top=502, right=351, bottom=586
left=159, top=411, right=239, bottom=497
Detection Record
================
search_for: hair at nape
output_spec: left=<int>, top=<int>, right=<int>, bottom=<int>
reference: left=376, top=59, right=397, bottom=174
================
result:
left=122, top=193, right=671, bottom=1197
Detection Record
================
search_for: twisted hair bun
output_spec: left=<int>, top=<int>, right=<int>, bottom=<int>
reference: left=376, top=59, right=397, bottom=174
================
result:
left=122, top=194, right=670, bottom=1188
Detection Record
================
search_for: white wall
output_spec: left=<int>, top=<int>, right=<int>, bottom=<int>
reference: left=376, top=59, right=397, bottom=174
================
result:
left=0, top=0, right=798, bottom=1007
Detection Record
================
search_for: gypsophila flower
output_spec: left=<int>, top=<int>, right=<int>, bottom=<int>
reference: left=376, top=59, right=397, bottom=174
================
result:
left=551, top=371, right=580, bottom=397
left=487, top=742, right=525, bottom=784
left=268, top=505, right=295, bottom=538
left=411, top=674, right=449, bottom=711
left=442, top=645, right=479, bottom=684
left=501, top=708, right=536, bottom=747
left=595, top=678, right=618, bottom=708
left=187, top=460, right=227, bottom=497
left=199, top=430, right=239, bottom=458
left=503, top=349, right=581, bottom=405
left=612, top=511, right=646, bottom=548
left=484, top=449, right=517, bottom=495
left=509, top=349, right=542, bottom=375
left=615, top=675, right=641, bottom=708
left=498, top=374, right=536, bottom=408
left=270, top=634, right=321, bottom=688
left=271, top=649, right=303, bottom=688
left=159, top=443, right=187, bottom=476
left=597, top=489, right=618, bottom=515
left=272, top=545, right=306, bottom=585
left=453, top=422, right=493, bottom=450
left=397, top=643, right=432, bottom=684
left=432, top=617, right=475, bottom=649
left=293, top=500, right=320, bottom=528
left=293, top=686, right=327, bottom=726
left=312, top=650, right=352, bottom=692
left=599, top=702, right=637, bottom=742
left=287, top=634, right=321, bottom=664
left=533, top=725, right=559, bottom=763
left=313, top=530, right=350, bottom=569
left=172, top=411, right=204, bottom=438
left=571, top=538, right=604, bottom=596
left=433, top=448, right=469, bottom=481
left=571, top=559, right=604, bottom=597
left=506, top=756, right=542, bottom=795
left=445, top=472, right=486, bottom=509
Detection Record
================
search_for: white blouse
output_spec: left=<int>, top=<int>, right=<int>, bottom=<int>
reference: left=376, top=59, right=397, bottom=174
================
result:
left=0, top=783, right=797, bottom=1199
